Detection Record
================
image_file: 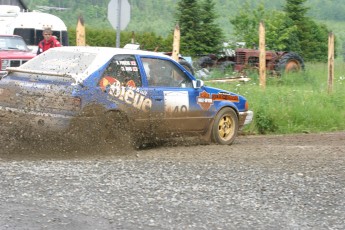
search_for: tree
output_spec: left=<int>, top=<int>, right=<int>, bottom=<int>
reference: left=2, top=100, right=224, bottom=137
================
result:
left=175, top=0, right=203, bottom=55
left=283, top=0, right=309, bottom=23
left=198, top=0, right=224, bottom=54
left=230, top=0, right=329, bottom=62
left=230, top=2, right=266, bottom=48
left=297, top=19, right=329, bottom=62
left=283, top=0, right=329, bottom=61
left=230, top=3, right=299, bottom=50
left=175, top=0, right=224, bottom=56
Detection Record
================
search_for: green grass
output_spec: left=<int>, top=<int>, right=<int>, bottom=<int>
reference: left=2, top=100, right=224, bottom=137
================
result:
left=205, top=60, right=345, bottom=135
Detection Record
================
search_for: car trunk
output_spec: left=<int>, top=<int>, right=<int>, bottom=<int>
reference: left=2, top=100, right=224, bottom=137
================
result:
left=0, top=72, right=80, bottom=117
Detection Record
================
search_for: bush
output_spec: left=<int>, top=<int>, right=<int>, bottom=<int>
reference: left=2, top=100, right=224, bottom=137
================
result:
left=255, top=110, right=277, bottom=134
left=67, top=28, right=173, bottom=51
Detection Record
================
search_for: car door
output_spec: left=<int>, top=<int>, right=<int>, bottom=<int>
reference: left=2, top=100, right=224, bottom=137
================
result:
left=98, top=54, right=154, bottom=131
left=139, top=56, right=212, bottom=134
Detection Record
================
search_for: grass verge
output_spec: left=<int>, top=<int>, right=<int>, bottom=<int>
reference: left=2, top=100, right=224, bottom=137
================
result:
left=205, top=61, right=345, bottom=135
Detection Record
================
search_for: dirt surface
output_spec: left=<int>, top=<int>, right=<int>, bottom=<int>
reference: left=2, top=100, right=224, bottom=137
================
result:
left=0, top=131, right=344, bottom=229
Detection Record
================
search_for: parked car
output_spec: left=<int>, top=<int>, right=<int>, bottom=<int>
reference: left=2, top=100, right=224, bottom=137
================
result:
left=0, top=34, right=36, bottom=76
left=0, top=46, right=253, bottom=147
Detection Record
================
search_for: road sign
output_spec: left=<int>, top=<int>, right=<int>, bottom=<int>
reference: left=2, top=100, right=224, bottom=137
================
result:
left=107, top=0, right=130, bottom=30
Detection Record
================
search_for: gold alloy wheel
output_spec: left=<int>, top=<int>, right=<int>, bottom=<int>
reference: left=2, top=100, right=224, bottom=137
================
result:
left=217, top=114, right=235, bottom=142
left=212, top=107, right=238, bottom=145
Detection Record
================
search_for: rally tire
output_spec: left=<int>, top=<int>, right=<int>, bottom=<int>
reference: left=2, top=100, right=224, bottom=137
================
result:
left=211, top=107, right=239, bottom=145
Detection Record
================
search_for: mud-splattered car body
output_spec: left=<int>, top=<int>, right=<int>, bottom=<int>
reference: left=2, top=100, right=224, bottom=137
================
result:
left=0, top=46, right=253, bottom=146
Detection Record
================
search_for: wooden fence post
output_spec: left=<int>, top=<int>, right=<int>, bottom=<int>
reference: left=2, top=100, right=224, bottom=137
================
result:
left=259, top=21, right=266, bottom=90
left=76, top=15, right=85, bottom=46
left=172, top=24, right=180, bottom=62
left=328, top=32, right=335, bottom=94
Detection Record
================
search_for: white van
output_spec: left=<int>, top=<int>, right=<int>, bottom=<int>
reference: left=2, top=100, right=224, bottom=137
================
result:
left=0, top=5, right=68, bottom=52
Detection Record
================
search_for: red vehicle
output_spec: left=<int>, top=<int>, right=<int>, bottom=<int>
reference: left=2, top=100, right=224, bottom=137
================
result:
left=198, top=48, right=305, bottom=75
left=0, top=35, right=36, bottom=76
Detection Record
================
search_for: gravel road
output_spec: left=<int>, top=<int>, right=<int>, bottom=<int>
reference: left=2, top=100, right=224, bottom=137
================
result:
left=0, top=131, right=344, bottom=230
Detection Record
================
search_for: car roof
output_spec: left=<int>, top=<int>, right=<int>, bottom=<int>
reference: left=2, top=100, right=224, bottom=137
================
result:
left=54, top=46, right=174, bottom=82
left=10, top=46, right=174, bottom=83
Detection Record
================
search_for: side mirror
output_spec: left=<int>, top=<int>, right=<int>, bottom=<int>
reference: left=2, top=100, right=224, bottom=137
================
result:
left=192, top=79, right=204, bottom=89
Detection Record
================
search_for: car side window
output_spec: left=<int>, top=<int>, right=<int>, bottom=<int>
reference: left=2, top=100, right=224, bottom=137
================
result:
left=141, top=57, right=192, bottom=88
left=101, top=54, right=142, bottom=88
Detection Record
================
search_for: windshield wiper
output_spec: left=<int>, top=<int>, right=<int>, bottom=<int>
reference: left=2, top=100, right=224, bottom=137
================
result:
left=7, top=47, right=20, bottom=50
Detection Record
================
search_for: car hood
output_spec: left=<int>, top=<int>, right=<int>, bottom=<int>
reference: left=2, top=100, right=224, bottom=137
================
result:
left=203, top=85, right=244, bottom=98
left=202, top=85, right=248, bottom=111
left=0, top=50, right=36, bottom=59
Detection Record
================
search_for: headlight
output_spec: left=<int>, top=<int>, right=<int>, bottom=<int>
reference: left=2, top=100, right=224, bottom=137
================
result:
left=1, top=60, right=9, bottom=71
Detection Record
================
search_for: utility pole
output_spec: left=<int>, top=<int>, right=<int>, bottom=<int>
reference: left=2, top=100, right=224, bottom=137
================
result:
left=108, top=0, right=130, bottom=48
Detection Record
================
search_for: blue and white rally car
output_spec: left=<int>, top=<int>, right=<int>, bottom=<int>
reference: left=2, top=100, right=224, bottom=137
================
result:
left=0, top=46, right=253, bottom=147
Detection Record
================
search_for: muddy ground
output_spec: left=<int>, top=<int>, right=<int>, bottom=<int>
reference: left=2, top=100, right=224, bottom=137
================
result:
left=0, top=131, right=344, bottom=229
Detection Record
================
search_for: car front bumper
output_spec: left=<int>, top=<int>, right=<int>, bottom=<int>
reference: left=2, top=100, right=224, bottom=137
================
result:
left=239, top=110, right=253, bottom=128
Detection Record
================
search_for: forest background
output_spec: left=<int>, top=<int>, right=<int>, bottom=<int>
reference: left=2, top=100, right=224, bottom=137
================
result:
left=22, top=0, right=345, bottom=57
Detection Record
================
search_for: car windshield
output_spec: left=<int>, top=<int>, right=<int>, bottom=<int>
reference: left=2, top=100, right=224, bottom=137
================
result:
left=0, top=36, right=29, bottom=51
left=20, top=49, right=97, bottom=75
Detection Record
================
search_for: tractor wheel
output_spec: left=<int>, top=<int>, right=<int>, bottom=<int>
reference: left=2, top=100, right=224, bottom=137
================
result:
left=276, top=52, right=305, bottom=73
left=219, top=61, right=235, bottom=73
left=178, top=59, right=194, bottom=75
left=197, top=56, right=214, bottom=69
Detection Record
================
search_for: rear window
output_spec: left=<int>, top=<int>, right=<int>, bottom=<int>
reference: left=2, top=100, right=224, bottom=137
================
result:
left=20, top=49, right=96, bottom=75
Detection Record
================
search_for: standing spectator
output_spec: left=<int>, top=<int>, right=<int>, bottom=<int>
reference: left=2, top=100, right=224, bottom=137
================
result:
left=37, top=28, right=61, bottom=55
